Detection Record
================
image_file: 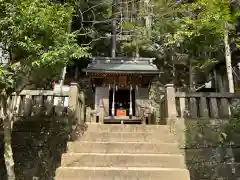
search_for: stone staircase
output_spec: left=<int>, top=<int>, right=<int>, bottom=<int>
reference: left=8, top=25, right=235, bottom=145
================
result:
left=55, top=124, right=190, bottom=180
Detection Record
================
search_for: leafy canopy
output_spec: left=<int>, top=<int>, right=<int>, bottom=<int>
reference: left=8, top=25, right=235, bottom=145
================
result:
left=0, top=0, right=88, bottom=92
left=120, top=0, right=240, bottom=86
left=167, top=0, right=237, bottom=44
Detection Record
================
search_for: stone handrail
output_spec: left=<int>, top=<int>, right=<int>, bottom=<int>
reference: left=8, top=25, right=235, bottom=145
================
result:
left=163, top=84, right=240, bottom=120
left=8, top=83, right=85, bottom=124
left=12, top=90, right=68, bottom=96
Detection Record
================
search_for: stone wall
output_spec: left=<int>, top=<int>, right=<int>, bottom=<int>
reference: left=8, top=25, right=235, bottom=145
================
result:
left=148, top=76, right=165, bottom=124
left=173, top=118, right=240, bottom=180
left=0, top=117, right=71, bottom=180
left=135, top=88, right=150, bottom=117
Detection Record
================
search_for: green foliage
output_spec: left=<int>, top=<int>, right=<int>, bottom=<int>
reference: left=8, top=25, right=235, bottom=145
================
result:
left=0, top=66, right=14, bottom=90
left=120, top=0, right=239, bottom=87
left=218, top=101, right=240, bottom=144
left=161, top=0, right=239, bottom=72
left=167, top=0, right=238, bottom=44
left=0, top=0, right=88, bottom=92
left=226, top=101, right=240, bottom=135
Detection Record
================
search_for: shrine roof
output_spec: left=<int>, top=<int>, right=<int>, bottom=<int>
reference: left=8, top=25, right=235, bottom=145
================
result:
left=83, top=57, right=159, bottom=74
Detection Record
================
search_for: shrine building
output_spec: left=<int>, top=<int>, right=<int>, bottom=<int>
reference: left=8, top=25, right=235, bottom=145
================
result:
left=83, top=57, right=160, bottom=123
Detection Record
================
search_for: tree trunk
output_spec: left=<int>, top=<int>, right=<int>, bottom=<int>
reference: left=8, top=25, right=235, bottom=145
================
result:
left=224, top=24, right=236, bottom=177
left=59, top=66, right=67, bottom=87
left=1, top=96, right=16, bottom=180
left=224, top=24, right=234, bottom=93
left=111, top=0, right=117, bottom=58
left=189, top=63, right=195, bottom=92
left=3, top=118, right=15, bottom=180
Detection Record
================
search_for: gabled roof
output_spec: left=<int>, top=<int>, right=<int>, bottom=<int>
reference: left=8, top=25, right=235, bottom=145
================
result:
left=83, top=57, right=160, bottom=74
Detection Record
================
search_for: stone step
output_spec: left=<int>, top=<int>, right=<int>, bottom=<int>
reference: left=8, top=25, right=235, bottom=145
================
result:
left=55, top=167, right=190, bottom=180
left=80, top=132, right=176, bottom=142
left=67, top=141, right=180, bottom=154
left=86, top=124, right=170, bottom=133
left=61, top=153, right=185, bottom=168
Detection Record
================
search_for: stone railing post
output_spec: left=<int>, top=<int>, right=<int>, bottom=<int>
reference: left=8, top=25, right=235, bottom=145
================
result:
left=165, top=84, right=186, bottom=148
left=68, top=82, right=79, bottom=125
left=79, top=91, right=85, bottom=123
left=99, top=106, right=105, bottom=124
left=86, top=107, right=91, bottom=123
left=165, top=84, right=177, bottom=124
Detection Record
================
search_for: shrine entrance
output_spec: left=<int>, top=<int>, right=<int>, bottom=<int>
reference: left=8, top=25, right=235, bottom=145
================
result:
left=109, top=88, right=135, bottom=117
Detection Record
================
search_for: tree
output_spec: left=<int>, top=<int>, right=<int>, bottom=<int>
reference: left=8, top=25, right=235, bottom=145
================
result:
left=165, top=0, right=240, bottom=92
left=122, top=0, right=240, bottom=91
left=120, top=0, right=192, bottom=86
left=0, top=0, right=88, bottom=179
left=72, top=0, right=113, bottom=56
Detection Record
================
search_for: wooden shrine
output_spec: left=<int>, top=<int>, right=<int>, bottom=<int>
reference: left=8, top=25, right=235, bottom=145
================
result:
left=83, top=57, right=160, bottom=123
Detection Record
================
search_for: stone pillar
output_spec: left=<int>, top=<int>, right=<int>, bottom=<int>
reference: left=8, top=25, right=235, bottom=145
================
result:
left=86, top=106, right=91, bottom=123
left=68, top=83, right=80, bottom=141
left=68, top=82, right=79, bottom=124
left=95, top=87, right=100, bottom=117
left=99, top=106, right=105, bottom=123
left=129, top=84, right=133, bottom=118
left=80, top=91, right=85, bottom=123
left=111, top=86, right=115, bottom=117
left=165, top=84, right=185, bottom=148
left=165, top=84, right=177, bottom=122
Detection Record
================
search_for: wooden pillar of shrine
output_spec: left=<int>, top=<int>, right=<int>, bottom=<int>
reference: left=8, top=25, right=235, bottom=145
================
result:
left=129, top=84, right=133, bottom=118
left=111, top=85, right=115, bottom=117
